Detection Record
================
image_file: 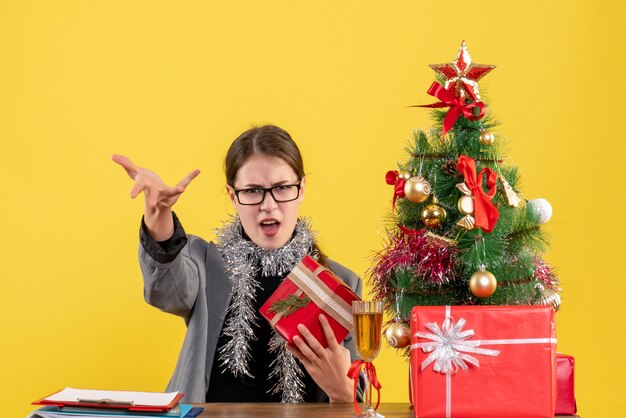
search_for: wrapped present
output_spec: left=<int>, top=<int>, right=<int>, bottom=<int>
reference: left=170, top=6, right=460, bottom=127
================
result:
left=260, top=255, right=361, bottom=348
left=410, top=305, right=557, bottom=418
left=556, top=353, right=577, bottom=415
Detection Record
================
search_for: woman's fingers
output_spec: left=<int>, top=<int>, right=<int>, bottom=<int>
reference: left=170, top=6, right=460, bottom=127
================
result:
left=286, top=343, right=310, bottom=367
left=290, top=321, right=354, bottom=403
left=296, top=323, right=327, bottom=359
left=176, top=169, right=201, bottom=190
left=318, top=314, right=340, bottom=349
left=129, top=178, right=146, bottom=199
left=111, top=154, right=138, bottom=179
left=292, top=334, right=318, bottom=364
left=113, top=155, right=199, bottom=206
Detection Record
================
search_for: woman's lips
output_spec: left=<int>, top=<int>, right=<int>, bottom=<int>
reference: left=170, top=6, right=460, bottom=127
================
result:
left=260, top=220, right=280, bottom=237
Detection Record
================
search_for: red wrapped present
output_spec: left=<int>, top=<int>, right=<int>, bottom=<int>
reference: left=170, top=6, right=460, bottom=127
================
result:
left=410, top=305, right=557, bottom=418
left=556, top=353, right=577, bottom=415
left=260, top=255, right=361, bottom=348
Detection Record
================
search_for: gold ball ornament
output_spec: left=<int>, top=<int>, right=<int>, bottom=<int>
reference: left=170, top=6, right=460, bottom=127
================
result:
left=404, top=176, right=431, bottom=203
left=421, top=199, right=447, bottom=228
left=469, top=270, right=497, bottom=298
left=479, top=130, right=495, bottom=146
left=384, top=322, right=411, bottom=349
left=398, top=170, right=412, bottom=181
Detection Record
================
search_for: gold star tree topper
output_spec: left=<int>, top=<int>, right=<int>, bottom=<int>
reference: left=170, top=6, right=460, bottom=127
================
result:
left=429, top=40, right=496, bottom=101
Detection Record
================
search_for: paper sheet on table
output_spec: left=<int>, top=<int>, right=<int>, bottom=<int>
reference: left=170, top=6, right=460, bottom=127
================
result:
left=43, top=388, right=179, bottom=407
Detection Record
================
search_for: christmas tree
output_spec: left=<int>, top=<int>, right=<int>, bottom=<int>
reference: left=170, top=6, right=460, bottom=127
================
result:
left=371, top=41, right=560, bottom=349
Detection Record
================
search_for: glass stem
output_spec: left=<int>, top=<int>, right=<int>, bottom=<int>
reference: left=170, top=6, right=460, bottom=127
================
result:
left=363, top=369, right=372, bottom=411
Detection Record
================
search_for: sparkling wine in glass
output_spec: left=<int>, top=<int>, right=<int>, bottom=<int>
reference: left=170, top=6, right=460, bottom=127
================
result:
left=352, top=300, right=384, bottom=418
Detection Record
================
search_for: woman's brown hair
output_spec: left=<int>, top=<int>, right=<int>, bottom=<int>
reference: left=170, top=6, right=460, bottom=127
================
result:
left=224, top=125, right=328, bottom=266
left=225, top=125, right=304, bottom=186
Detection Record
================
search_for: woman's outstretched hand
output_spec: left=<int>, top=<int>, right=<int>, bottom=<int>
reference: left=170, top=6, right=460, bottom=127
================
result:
left=112, top=154, right=201, bottom=240
left=286, top=314, right=354, bottom=403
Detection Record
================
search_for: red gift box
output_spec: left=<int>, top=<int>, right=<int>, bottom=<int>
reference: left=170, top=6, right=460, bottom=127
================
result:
left=410, top=305, right=557, bottom=418
left=260, top=255, right=361, bottom=348
left=556, top=353, right=577, bottom=415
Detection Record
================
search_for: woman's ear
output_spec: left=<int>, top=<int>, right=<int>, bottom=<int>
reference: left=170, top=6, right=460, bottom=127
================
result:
left=226, top=185, right=238, bottom=207
left=298, top=176, right=306, bottom=202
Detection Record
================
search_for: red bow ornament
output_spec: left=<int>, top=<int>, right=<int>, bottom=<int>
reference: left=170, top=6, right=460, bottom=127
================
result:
left=386, top=170, right=422, bottom=235
left=456, top=155, right=499, bottom=233
left=386, top=170, right=406, bottom=212
left=348, top=360, right=382, bottom=415
left=413, top=82, right=486, bottom=139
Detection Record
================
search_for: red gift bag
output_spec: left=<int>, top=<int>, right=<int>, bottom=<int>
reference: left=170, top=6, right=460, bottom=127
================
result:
left=556, top=353, right=577, bottom=415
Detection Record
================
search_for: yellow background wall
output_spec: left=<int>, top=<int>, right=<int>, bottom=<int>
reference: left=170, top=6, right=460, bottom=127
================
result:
left=1, top=1, right=624, bottom=416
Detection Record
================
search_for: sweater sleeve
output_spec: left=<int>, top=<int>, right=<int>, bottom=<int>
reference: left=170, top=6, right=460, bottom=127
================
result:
left=140, top=211, right=188, bottom=263
left=138, top=212, right=204, bottom=319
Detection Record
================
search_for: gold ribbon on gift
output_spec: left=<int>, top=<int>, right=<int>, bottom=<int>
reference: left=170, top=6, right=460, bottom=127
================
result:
left=269, top=263, right=354, bottom=331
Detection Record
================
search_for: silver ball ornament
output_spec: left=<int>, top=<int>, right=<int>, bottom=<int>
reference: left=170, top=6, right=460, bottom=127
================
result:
left=528, top=198, right=553, bottom=224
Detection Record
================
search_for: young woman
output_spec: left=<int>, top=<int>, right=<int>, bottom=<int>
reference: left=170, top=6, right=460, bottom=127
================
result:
left=112, top=125, right=361, bottom=404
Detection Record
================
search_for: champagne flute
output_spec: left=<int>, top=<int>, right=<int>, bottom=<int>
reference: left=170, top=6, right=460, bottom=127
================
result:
left=352, top=300, right=384, bottom=418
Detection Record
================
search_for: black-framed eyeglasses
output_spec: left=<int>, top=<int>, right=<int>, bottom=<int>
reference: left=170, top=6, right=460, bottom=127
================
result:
left=231, top=179, right=302, bottom=205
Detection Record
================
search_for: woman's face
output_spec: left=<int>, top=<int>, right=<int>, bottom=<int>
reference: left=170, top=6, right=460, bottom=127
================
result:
left=227, top=154, right=305, bottom=249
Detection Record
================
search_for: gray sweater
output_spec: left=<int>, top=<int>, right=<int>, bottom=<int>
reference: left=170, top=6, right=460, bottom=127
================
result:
left=138, top=218, right=363, bottom=403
